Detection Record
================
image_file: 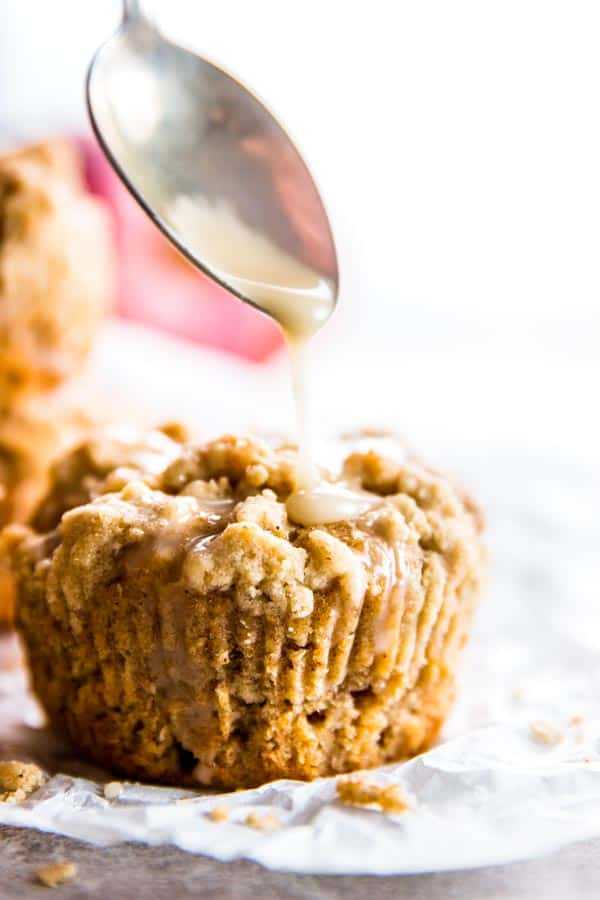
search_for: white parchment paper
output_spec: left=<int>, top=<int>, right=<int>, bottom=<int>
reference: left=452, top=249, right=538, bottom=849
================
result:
left=1, top=324, right=599, bottom=875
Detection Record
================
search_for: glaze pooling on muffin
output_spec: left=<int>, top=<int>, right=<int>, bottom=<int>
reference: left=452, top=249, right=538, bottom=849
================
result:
left=286, top=481, right=378, bottom=527
left=4, top=429, right=485, bottom=788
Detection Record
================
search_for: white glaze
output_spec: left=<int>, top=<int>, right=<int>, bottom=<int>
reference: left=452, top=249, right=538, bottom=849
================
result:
left=286, top=482, right=376, bottom=527
left=168, top=196, right=377, bottom=526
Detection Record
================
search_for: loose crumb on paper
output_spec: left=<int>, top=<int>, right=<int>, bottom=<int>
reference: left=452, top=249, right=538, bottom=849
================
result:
left=336, top=774, right=414, bottom=814
left=0, top=760, right=45, bottom=803
left=529, top=720, right=563, bottom=746
left=245, top=811, right=280, bottom=832
left=103, top=781, right=124, bottom=801
left=207, top=805, right=229, bottom=823
left=569, top=715, right=585, bottom=743
left=35, top=861, right=77, bottom=888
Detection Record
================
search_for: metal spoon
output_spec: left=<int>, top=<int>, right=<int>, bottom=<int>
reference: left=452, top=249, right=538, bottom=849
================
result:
left=86, top=0, right=339, bottom=338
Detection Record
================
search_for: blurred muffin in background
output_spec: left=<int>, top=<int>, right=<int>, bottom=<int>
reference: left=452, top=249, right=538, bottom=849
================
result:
left=0, top=139, right=115, bottom=626
left=0, top=385, right=99, bottom=626
left=0, top=139, right=114, bottom=404
left=0, top=387, right=97, bottom=527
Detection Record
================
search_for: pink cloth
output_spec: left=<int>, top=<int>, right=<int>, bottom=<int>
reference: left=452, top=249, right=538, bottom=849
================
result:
left=79, top=138, right=282, bottom=362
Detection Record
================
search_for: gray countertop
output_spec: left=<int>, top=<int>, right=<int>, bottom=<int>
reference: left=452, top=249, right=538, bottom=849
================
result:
left=0, top=826, right=597, bottom=899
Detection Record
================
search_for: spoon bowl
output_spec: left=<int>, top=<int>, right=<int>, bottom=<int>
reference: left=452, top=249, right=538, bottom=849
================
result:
left=86, top=0, right=339, bottom=336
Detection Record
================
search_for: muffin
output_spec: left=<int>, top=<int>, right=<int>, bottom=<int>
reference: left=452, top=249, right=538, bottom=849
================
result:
left=0, top=389, right=99, bottom=626
left=3, top=430, right=485, bottom=788
left=0, top=140, right=113, bottom=402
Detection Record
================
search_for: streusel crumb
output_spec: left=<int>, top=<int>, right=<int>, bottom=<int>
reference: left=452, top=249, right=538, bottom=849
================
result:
left=207, top=805, right=230, bottom=823
left=103, top=781, right=124, bottom=800
left=529, top=720, right=563, bottom=746
left=336, top=774, right=413, bottom=814
left=0, top=760, right=45, bottom=803
left=35, top=861, right=77, bottom=888
left=245, top=811, right=280, bottom=832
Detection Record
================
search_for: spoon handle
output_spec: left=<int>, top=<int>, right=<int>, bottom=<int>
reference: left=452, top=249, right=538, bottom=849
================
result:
left=122, top=0, right=144, bottom=22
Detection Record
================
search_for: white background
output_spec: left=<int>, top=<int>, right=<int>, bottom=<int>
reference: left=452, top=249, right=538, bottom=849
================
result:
left=1, top=0, right=598, bottom=454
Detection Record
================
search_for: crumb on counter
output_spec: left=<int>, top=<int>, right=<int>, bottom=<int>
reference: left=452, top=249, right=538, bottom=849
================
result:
left=511, top=686, right=526, bottom=703
left=0, top=760, right=45, bottom=803
left=245, top=811, right=280, bottom=832
left=529, top=720, right=563, bottom=746
left=207, top=805, right=229, bottom=823
left=569, top=715, right=585, bottom=743
left=103, top=781, right=124, bottom=801
left=35, top=861, right=77, bottom=888
left=336, top=774, right=414, bottom=814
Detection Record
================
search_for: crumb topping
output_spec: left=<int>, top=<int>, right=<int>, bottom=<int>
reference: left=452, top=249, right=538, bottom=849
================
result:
left=207, top=805, right=229, bottom=823
left=336, top=774, right=414, bottom=814
left=245, top=811, right=280, bottom=832
left=529, top=720, right=563, bottom=746
left=0, top=760, right=45, bottom=803
left=103, top=781, right=124, bottom=800
left=35, top=861, right=77, bottom=888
